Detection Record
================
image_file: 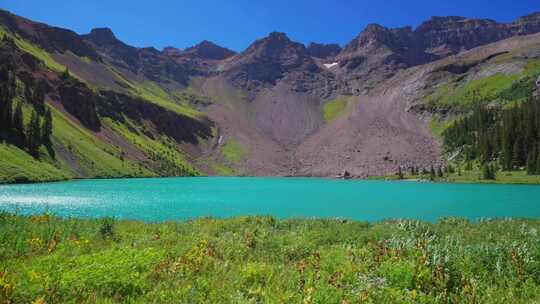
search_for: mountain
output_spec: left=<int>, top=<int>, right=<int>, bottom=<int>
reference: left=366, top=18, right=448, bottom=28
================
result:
left=336, top=13, right=540, bottom=94
left=306, top=42, right=342, bottom=59
left=0, top=8, right=539, bottom=182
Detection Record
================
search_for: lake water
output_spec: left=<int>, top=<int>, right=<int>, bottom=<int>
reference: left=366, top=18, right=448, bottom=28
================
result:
left=0, top=177, right=539, bottom=222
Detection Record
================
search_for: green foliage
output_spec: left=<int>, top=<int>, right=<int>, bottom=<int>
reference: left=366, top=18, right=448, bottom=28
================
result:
left=221, top=137, right=248, bottom=164
left=0, top=144, right=71, bottom=183
left=443, top=97, right=540, bottom=173
left=425, top=74, right=519, bottom=111
left=49, top=107, right=150, bottom=178
left=99, top=217, right=116, bottom=240
left=0, top=26, right=66, bottom=73
left=26, top=110, right=41, bottom=158
left=323, top=97, right=348, bottom=122
left=1, top=214, right=539, bottom=303
left=482, top=163, right=497, bottom=180
left=104, top=117, right=199, bottom=177
left=127, top=80, right=203, bottom=120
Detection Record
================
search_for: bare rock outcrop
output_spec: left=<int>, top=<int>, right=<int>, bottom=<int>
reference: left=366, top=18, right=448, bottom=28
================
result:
left=306, top=42, right=342, bottom=59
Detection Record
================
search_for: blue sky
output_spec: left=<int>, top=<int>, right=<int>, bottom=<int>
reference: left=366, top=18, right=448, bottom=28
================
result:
left=1, top=0, right=539, bottom=52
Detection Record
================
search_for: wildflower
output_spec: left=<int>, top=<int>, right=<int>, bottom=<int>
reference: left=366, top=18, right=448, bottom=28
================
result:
left=32, top=296, right=46, bottom=304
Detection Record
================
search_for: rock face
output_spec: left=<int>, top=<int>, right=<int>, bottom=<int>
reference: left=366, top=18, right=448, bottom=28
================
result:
left=306, top=43, right=342, bottom=59
left=82, top=28, right=139, bottom=70
left=181, top=40, right=236, bottom=60
left=0, top=9, right=100, bottom=60
left=59, top=78, right=101, bottom=131
left=223, top=32, right=320, bottom=90
left=336, top=13, right=540, bottom=93
left=98, top=91, right=213, bottom=144
left=163, top=41, right=236, bottom=75
left=415, top=16, right=509, bottom=57
left=83, top=28, right=191, bottom=85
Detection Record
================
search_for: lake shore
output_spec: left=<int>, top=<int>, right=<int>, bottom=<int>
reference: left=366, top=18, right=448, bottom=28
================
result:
left=4, top=168, right=540, bottom=186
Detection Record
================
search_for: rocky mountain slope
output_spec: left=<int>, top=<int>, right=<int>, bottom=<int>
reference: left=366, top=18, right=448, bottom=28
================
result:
left=0, top=8, right=539, bottom=182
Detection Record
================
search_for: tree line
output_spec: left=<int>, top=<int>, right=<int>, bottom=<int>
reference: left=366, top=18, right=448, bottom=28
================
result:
left=0, top=63, right=53, bottom=159
left=442, top=95, right=540, bottom=175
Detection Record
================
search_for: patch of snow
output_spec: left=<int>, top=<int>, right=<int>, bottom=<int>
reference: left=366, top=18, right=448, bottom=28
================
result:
left=323, top=62, right=338, bottom=69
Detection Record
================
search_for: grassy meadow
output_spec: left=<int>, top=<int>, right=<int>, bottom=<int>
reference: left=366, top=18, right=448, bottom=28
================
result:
left=1, top=213, right=539, bottom=303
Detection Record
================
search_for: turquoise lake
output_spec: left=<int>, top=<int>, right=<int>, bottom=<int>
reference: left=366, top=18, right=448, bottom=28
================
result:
left=0, top=177, right=539, bottom=222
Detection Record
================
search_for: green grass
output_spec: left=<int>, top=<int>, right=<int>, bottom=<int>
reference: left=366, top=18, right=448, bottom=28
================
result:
left=209, top=161, right=240, bottom=176
left=376, top=167, right=540, bottom=185
left=130, top=81, right=202, bottom=120
left=221, top=137, right=248, bottom=163
left=323, top=97, right=349, bottom=122
left=0, top=26, right=65, bottom=73
left=429, top=117, right=456, bottom=139
left=105, top=66, right=204, bottom=120
left=1, top=213, right=539, bottom=303
left=0, top=144, right=71, bottom=183
left=49, top=106, right=149, bottom=178
left=425, top=74, right=519, bottom=109
left=444, top=169, right=540, bottom=185
left=104, top=117, right=200, bottom=176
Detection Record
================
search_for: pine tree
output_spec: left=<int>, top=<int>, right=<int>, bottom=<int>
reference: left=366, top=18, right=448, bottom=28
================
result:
left=61, top=66, right=70, bottom=80
left=41, top=108, right=53, bottom=145
left=512, top=140, right=522, bottom=169
left=397, top=167, right=404, bottom=180
left=32, top=81, right=46, bottom=111
left=0, top=85, right=14, bottom=132
left=437, top=166, right=444, bottom=178
left=482, top=163, right=496, bottom=180
left=482, top=163, right=491, bottom=180
left=527, top=147, right=537, bottom=175
left=536, top=149, right=540, bottom=175
left=12, top=102, right=24, bottom=145
left=27, top=110, right=42, bottom=158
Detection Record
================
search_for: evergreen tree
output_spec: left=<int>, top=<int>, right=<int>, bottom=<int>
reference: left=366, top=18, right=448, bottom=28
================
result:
left=397, top=167, right=404, bottom=180
left=61, top=66, right=70, bottom=80
left=437, top=166, right=444, bottom=178
left=32, top=81, right=46, bottom=111
left=41, top=108, right=53, bottom=145
left=527, top=146, right=537, bottom=175
left=12, top=102, right=24, bottom=145
left=0, top=85, right=14, bottom=132
left=27, top=110, right=42, bottom=158
left=482, top=163, right=496, bottom=180
left=536, top=149, right=540, bottom=175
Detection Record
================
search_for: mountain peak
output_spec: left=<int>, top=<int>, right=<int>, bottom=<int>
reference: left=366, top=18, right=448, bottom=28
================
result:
left=183, top=40, right=236, bottom=60
left=268, top=31, right=290, bottom=40
left=84, top=27, right=120, bottom=45
left=243, top=31, right=305, bottom=57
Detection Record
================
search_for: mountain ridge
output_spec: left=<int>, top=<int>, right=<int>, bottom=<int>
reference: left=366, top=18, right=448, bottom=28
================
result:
left=1, top=8, right=540, bottom=182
